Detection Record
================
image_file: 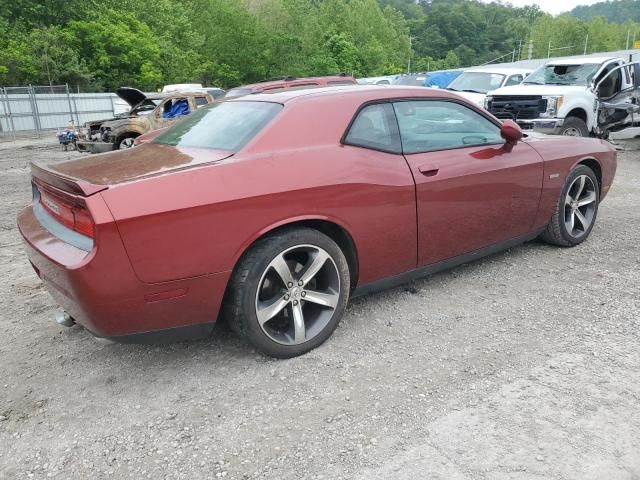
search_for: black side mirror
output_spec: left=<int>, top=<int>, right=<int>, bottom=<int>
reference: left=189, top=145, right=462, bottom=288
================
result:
left=633, top=63, right=640, bottom=89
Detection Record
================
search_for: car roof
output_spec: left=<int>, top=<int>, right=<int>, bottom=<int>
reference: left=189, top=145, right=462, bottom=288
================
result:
left=227, top=84, right=463, bottom=104
left=463, top=67, right=531, bottom=75
left=235, top=75, right=357, bottom=92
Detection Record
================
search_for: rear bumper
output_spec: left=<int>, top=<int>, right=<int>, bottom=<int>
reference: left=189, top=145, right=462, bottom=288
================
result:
left=17, top=205, right=230, bottom=339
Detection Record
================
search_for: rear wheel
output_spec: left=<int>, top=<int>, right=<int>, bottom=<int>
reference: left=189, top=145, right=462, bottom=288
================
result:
left=224, top=228, right=350, bottom=358
left=540, top=165, right=599, bottom=247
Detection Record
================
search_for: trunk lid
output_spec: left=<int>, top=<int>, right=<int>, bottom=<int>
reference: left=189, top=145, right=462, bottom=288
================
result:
left=34, top=143, right=234, bottom=192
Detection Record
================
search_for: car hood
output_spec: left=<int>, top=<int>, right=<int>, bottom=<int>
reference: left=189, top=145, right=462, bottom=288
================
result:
left=36, top=143, right=234, bottom=189
left=489, top=84, right=589, bottom=97
left=451, top=91, right=485, bottom=107
left=116, top=87, right=147, bottom=108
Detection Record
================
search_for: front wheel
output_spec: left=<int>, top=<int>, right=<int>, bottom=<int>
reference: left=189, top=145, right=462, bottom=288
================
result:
left=558, top=117, right=589, bottom=137
left=540, top=165, right=600, bottom=247
left=117, top=134, right=138, bottom=149
left=224, top=228, right=350, bottom=358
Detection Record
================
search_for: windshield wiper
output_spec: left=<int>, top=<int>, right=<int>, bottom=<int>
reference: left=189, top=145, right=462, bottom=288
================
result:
left=523, top=81, right=543, bottom=85
left=459, top=89, right=484, bottom=94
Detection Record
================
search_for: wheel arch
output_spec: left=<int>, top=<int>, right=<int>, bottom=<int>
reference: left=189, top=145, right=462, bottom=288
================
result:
left=565, top=107, right=588, bottom=124
left=572, top=157, right=602, bottom=195
left=232, top=216, right=360, bottom=291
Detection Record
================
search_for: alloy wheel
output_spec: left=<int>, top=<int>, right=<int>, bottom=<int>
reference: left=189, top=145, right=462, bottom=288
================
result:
left=119, top=137, right=135, bottom=149
left=564, top=174, right=597, bottom=238
left=561, top=127, right=581, bottom=136
left=255, top=244, right=340, bottom=346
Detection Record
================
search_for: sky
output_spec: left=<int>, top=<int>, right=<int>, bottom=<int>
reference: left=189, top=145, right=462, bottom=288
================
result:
left=492, top=0, right=602, bottom=16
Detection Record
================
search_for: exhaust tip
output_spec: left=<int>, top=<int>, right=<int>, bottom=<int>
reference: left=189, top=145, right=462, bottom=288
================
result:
left=55, top=311, right=76, bottom=328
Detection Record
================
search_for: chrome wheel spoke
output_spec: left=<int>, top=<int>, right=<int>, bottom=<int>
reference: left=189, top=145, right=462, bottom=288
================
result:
left=565, top=210, right=575, bottom=233
left=575, top=209, right=589, bottom=230
left=577, top=191, right=596, bottom=207
left=574, top=176, right=586, bottom=199
left=271, top=253, right=295, bottom=287
left=256, top=297, right=289, bottom=326
left=291, top=302, right=306, bottom=343
left=300, top=250, right=330, bottom=286
left=303, top=289, right=339, bottom=309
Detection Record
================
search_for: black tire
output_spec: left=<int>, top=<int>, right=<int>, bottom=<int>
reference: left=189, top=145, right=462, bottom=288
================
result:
left=223, top=227, right=350, bottom=358
left=540, top=165, right=600, bottom=247
left=117, top=133, right=138, bottom=150
left=558, top=117, right=589, bottom=137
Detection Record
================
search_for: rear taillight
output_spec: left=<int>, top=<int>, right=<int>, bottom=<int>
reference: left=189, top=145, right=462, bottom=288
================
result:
left=36, top=185, right=95, bottom=239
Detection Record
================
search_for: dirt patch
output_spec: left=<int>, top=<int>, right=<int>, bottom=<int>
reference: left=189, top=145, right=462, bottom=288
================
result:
left=1, top=137, right=639, bottom=479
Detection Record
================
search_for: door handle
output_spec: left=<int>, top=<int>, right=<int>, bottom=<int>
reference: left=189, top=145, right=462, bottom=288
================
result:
left=418, top=165, right=439, bottom=177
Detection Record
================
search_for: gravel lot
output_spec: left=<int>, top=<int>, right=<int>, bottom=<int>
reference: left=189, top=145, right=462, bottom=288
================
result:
left=0, top=136, right=639, bottom=480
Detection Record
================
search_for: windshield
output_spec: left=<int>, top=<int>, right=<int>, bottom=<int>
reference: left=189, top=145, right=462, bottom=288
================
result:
left=523, top=63, right=600, bottom=86
left=153, top=101, right=282, bottom=151
left=393, top=75, right=427, bottom=86
left=447, top=72, right=505, bottom=94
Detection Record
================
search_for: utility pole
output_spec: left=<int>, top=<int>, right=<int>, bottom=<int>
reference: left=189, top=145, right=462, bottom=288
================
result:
left=512, top=49, right=515, bottom=62
left=518, top=39, right=522, bottom=61
left=528, top=39, right=533, bottom=60
left=626, top=30, right=631, bottom=50
left=547, top=40, right=551, bottom=58
left=584, top=34, right=588, bottom=55
left=407, top=36, right=413, bottom=73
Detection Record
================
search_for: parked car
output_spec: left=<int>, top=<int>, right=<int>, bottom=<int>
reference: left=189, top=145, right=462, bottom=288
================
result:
left=392, top=73, right=429, bottom=86
left=163, top=83, right=226, bottom=100
left=224, top=75, right=357, bottom=99
left=423, top=70, right=464, bottom=88
left=357, top=75, right=398, bottom=85
left=18, top=85, right=617, bottom=358
left=77, top=87, right=214, bottom=153
left=485, top=56, right=640, bottom=137
left=446, top=67, right=531, bottom=107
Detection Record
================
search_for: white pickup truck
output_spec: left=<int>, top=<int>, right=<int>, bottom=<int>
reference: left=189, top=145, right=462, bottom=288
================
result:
left=485, top=56, right=640, bottom=138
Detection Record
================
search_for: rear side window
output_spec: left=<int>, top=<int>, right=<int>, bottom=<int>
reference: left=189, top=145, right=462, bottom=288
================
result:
left=344, top=103, right=401, bottom=153
left=194, top=96, right=209, bottom=107
left=153, top=101, right=282, bottom=151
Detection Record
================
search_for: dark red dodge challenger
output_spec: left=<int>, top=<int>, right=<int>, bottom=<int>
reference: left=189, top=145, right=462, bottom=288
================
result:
left=18, top=86, right=617, bottom=357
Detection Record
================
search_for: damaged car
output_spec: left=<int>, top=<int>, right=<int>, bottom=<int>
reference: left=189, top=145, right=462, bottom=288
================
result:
left=77, top=87, right=214, bottom=153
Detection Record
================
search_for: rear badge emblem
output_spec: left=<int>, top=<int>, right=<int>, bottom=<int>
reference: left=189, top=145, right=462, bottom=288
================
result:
left=43, top=197, right=60, bottom=214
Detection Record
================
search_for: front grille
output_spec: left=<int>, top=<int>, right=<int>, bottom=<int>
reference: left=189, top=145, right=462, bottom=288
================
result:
left=488, top=95, right=547, bottom=121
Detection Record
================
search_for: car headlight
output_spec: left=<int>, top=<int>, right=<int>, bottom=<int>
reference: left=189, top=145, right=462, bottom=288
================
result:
left=484, top=96, right=492, bottom=110
left=540, top=96, right=564, bottom=118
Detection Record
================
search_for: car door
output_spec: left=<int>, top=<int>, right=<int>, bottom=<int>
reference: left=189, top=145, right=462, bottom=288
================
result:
left=392, top=99, right=543, bottom=266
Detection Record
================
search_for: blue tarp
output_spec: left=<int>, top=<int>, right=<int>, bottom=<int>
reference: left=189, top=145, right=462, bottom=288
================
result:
left=423, top=70, right=463, bottom=88
left=162, top=99, right=190, bottom=119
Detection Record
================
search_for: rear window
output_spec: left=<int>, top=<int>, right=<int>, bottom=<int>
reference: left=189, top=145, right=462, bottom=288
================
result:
left=153, top=101, right=282, bottom=151
left=225, top=88, right=253, bottom=99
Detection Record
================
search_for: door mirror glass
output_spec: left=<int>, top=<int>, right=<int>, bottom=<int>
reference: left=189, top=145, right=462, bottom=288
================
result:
left=501, top=120, right=523, bottom=143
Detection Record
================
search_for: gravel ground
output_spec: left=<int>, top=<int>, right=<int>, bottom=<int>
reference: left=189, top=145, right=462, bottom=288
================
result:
left=0, top=136, right=639, bottom=480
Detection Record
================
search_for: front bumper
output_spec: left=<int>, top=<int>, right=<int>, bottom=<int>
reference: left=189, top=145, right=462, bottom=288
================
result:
left=17, top=204, right=230, bottom=339
left=516, top=118, right=564, bottom=135
left=76, top=141, right=116, bottom=154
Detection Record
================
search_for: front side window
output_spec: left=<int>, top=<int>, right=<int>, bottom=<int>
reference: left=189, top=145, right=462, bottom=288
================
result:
left=344, top=103, right=400, bottom=153
left=153, top=101, right=282, bottom=151
left=393, top=100, right=503, bottom=154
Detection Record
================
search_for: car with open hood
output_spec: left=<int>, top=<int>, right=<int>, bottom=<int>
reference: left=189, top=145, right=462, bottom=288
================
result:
left=18, top=85, right=617, bottom=358
left=77, top=87, right=214, bottom=153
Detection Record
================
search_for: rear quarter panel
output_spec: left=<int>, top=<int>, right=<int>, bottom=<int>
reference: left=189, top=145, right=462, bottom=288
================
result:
left=524, top=135, right=617, bottom=230
left=101, top=93, right=418, bottom=285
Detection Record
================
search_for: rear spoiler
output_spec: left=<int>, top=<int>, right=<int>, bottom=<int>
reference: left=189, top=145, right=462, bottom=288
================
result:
left=30, top=162, right=108, bottom=197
